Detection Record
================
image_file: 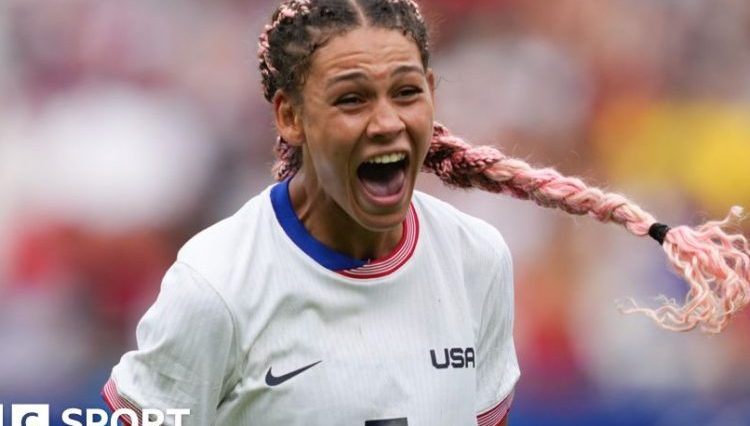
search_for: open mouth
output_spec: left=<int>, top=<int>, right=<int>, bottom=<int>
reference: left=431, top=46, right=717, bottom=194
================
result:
left=356, top=152, right=409, bottom=199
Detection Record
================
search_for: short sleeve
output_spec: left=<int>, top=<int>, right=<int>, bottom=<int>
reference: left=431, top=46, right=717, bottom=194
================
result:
left=103, top=261, right=239, bottom=426
left=475, top=241, right=520, bottom=424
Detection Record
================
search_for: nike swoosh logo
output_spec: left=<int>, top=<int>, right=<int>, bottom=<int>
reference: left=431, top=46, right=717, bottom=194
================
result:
left=265, top=360, right=322, bottom=386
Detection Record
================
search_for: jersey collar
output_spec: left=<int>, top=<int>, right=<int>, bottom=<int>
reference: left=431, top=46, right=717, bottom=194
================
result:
left=270, top=179, right=418, bottom=279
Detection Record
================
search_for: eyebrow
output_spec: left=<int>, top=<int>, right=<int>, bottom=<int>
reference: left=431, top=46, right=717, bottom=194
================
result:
left=325, top=65, right=425, bottom=89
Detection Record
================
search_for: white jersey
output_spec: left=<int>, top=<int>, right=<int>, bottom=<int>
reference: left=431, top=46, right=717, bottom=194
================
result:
left=104, top=181, right=519, bottom=426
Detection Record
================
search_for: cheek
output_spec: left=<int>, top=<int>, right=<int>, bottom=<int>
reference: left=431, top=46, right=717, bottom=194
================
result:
left=306, top=124, right=356, bottom=183
left=405, top=106, right=434, bottom=149
left=334, top=113, right=369, bottom=139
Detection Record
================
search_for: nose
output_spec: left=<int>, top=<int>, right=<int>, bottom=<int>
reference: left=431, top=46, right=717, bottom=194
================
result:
left=366, top=99, right=405, bottom=141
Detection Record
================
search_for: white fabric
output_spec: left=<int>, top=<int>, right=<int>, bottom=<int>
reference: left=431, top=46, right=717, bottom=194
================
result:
left=110, top=186, right=519, bottom=425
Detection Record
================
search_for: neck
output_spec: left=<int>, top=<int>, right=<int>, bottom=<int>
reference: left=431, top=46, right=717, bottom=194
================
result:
left=288, top=170, right=402, bottom=261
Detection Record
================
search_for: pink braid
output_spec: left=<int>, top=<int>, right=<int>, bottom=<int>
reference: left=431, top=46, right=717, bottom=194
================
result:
left=425, top=122, right=750, bottom=333
left=257, top=0, right=313, bottom=101
left=385, top=0, right=425, bottom=26
left=273, top=136, right=302, bottom=181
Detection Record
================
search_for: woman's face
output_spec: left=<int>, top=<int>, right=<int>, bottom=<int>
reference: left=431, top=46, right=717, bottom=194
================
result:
left=289, top=26, right=435, bottom=232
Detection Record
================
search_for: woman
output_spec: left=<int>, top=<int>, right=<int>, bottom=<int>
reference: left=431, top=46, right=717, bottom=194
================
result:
left=103, top=1, right=750, bottom=425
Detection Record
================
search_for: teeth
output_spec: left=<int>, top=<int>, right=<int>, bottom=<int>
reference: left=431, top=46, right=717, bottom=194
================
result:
left=364, top=152, right=406, bottom=165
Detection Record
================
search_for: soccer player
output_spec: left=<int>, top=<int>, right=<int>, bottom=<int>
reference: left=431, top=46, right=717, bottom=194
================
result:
left=103, top=1, right=749, bottom=425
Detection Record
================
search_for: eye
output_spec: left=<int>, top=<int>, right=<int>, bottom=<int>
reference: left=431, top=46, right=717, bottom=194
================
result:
left=334, top=94, right=364, bottom=106
left=395, top=86, right=423, bottom=99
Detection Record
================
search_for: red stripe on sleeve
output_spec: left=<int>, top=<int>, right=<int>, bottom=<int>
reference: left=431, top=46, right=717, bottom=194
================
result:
left=101, top=377, right=143, bottom=426
left=477, top=391, right=514, bottom=426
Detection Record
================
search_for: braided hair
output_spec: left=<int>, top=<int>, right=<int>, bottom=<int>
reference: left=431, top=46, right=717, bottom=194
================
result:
left=258, top=0, right=750, bottom=333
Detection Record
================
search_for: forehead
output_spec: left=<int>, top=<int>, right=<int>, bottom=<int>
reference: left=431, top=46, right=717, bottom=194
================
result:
left=307, top=26, right=423, bottom=84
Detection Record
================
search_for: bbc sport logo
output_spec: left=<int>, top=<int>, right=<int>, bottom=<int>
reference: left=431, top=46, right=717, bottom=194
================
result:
left=0, top=404, right=190, bottom=426
left=1, top=404, right=49, bottom=426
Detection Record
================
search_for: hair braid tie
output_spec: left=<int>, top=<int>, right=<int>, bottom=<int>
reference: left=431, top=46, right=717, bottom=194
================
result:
left=426, top=121, right=750, bottom=333
left=648, top=223, right=671, bottom=245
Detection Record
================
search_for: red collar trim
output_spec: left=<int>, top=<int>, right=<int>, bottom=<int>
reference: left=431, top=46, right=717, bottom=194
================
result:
left=337, top=204, right=419, bottom=279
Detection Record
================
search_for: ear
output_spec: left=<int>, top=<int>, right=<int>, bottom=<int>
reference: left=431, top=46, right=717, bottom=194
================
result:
left=273, top=91, right=305, bottom=146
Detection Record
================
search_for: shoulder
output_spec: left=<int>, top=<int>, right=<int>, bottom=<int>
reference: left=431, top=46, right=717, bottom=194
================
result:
left=412, top=190, right=511, bottom=268
left=176, top=184, right=275, bottom=287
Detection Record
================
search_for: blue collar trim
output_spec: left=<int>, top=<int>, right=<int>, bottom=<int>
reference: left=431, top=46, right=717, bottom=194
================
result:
left=271, top=179, right=367, bottom=271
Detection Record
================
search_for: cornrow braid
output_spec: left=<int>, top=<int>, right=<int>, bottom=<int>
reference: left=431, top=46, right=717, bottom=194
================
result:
left=384, top=0, right=425, bottom=29
left=257, top=0, right=315, bottom=102
left=426, top=123, right=750, bottom=334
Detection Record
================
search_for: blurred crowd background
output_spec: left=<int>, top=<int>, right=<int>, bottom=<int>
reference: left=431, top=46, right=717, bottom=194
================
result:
left=1, top=0, right=749, bottom=425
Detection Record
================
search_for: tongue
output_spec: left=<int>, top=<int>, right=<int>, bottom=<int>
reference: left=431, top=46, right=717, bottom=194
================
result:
left=358, top=162, right=406, bottom=197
